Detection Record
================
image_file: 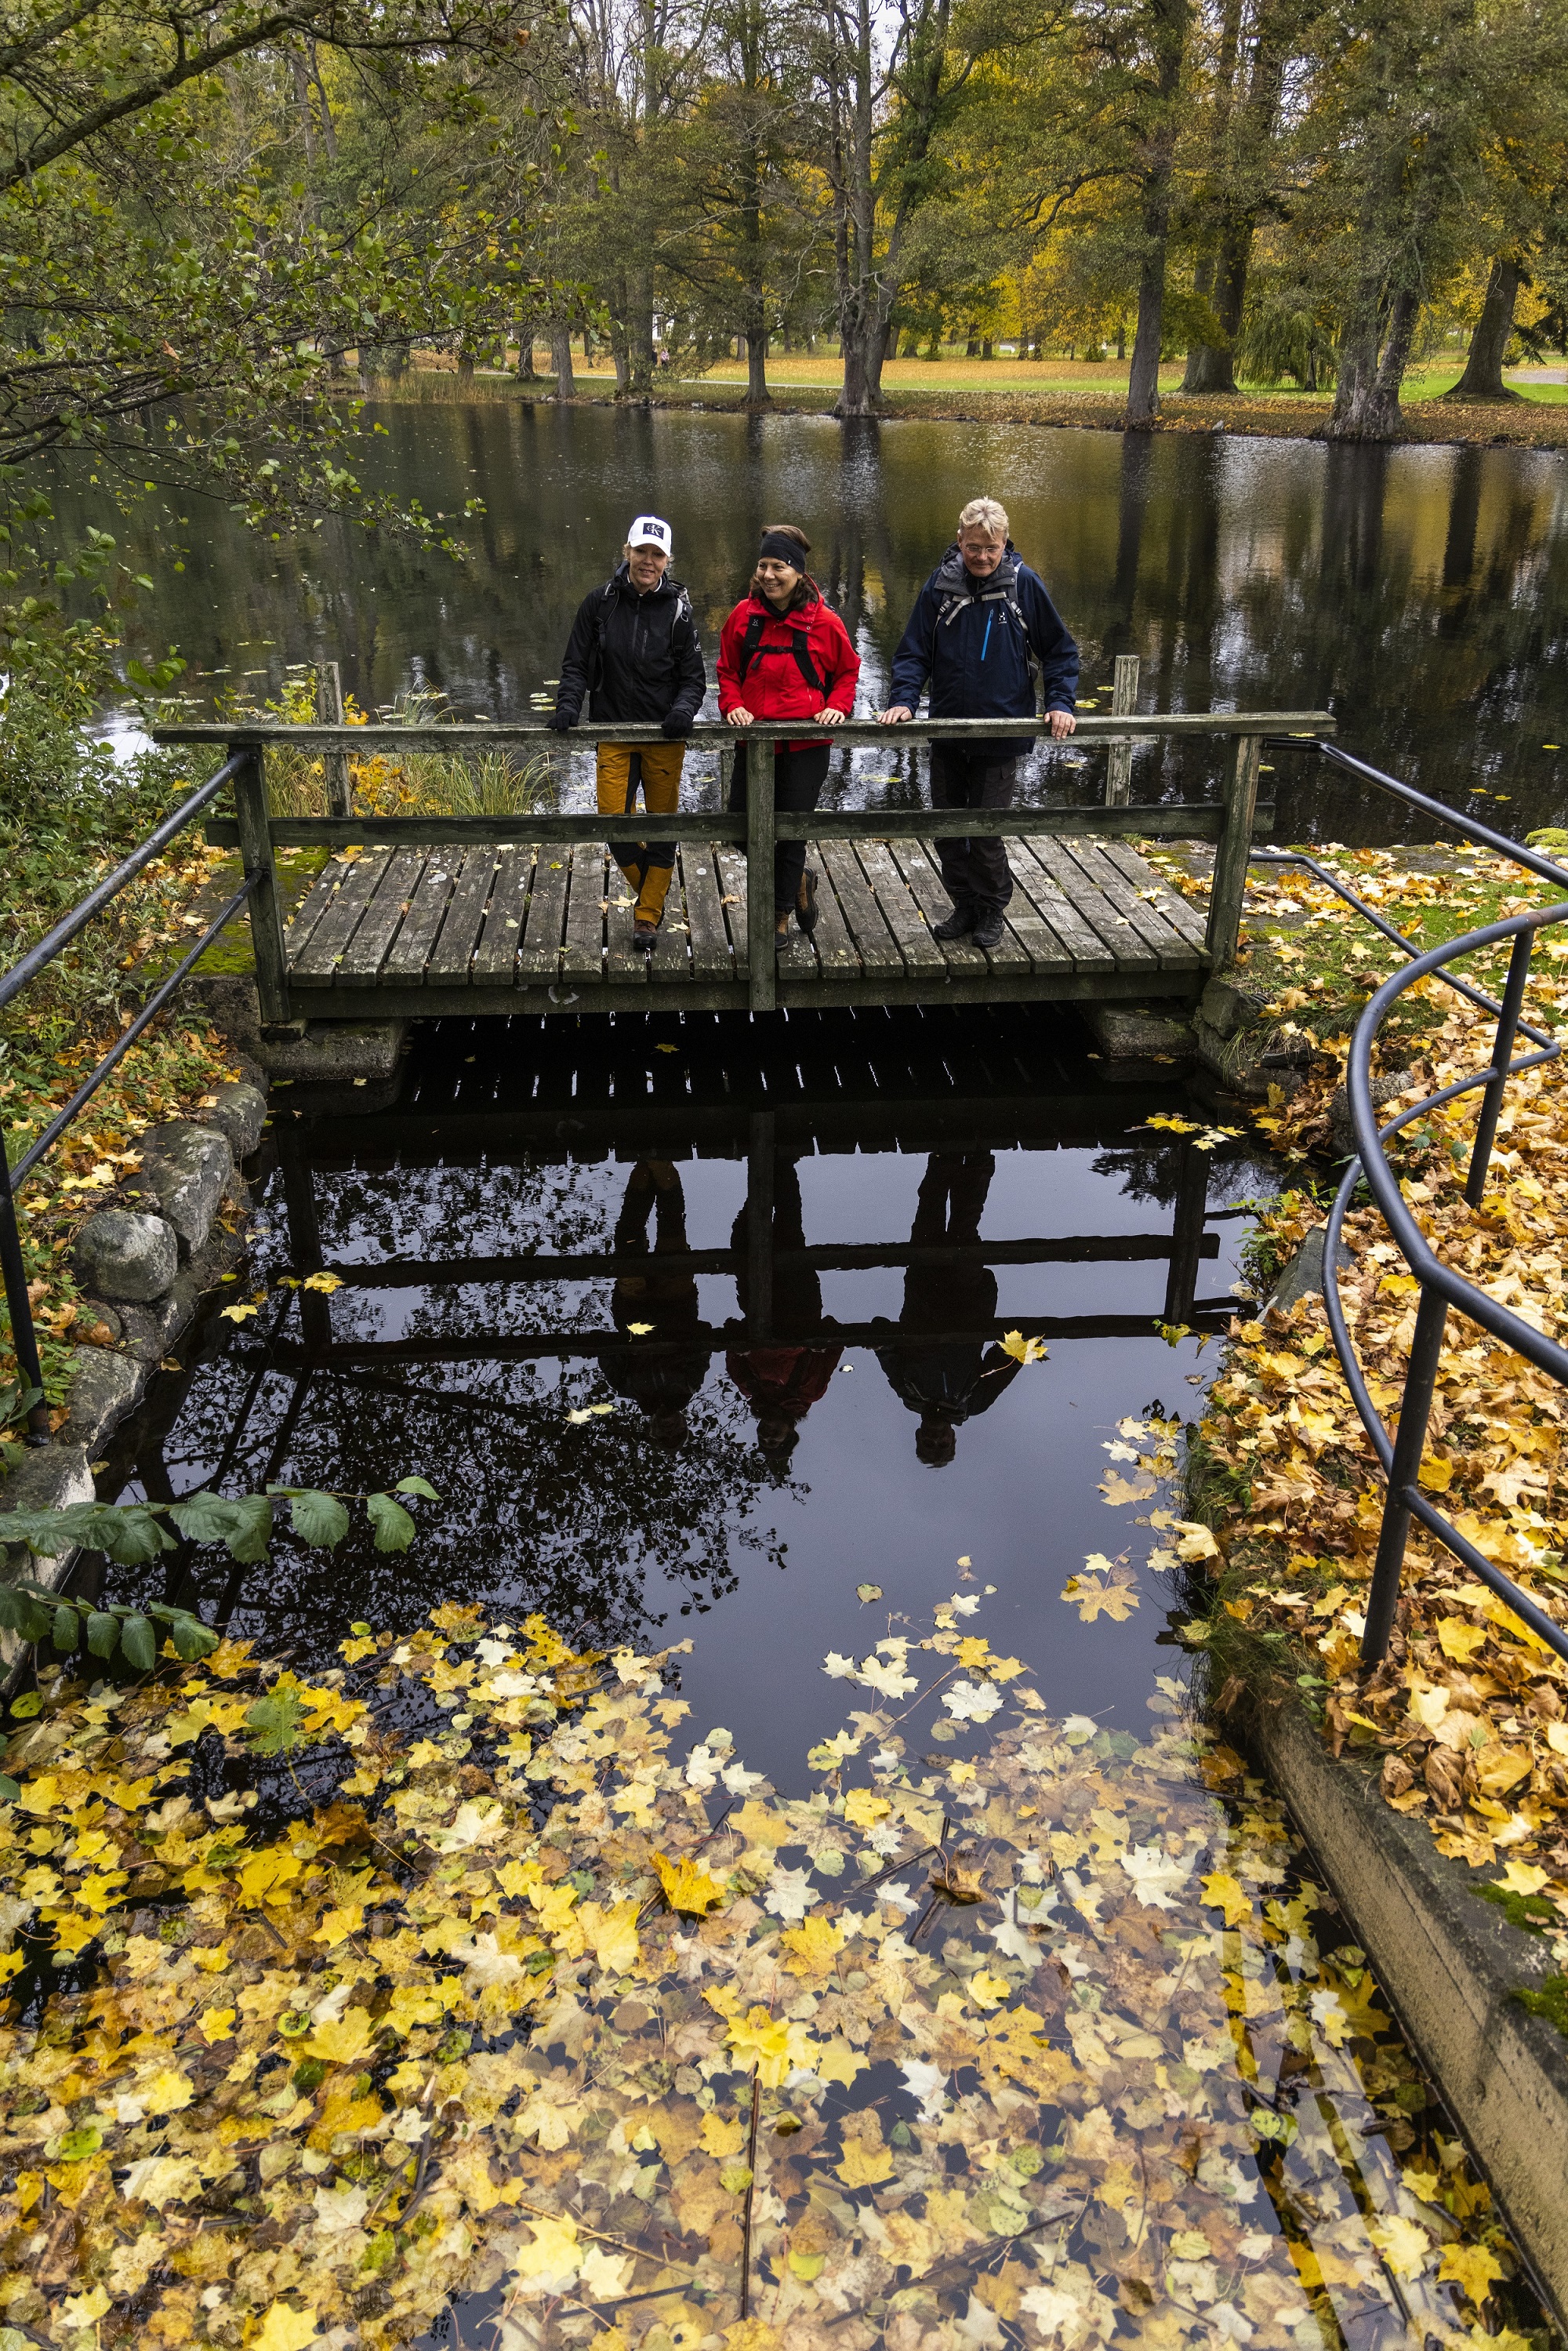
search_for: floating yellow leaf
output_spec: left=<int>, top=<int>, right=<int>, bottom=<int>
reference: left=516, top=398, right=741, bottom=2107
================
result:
left=836, top=2133, right=895, bottom=2188
left=779, top=1914, right=845, bottom=1976
left=1000, top=1329, right=1047, bottom=1365
left=653, top=1850, right=727, bottom=1917
left=1200, top=1872, right=1251, bottom=1928
left=1438, top=2243, right=1505, bottom=2302
left=843, top=1788, right=890, bottom=1828
left=252, top=2303, right=319, bottom=2351
left=700, top=2111, right=746, bottom=2158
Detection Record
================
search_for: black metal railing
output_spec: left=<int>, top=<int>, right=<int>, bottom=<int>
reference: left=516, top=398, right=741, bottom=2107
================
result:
left=1263, top=741, right=1568, bottom=1667
left=1, top=756, right=252, bottom=1448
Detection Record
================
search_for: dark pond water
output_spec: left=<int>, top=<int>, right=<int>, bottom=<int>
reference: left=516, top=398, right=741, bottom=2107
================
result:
left=80, top=401, right=1568, bottom=841
left=98, top=1006, right=1258, bottom=1761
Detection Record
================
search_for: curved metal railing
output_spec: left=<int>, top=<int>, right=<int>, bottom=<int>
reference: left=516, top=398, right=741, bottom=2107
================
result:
left=1269, top=743, right=1568, bottom=1667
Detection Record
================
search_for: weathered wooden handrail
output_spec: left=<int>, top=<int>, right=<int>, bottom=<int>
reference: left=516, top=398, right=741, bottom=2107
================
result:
left=154, top=708, right=1334, bottom=1019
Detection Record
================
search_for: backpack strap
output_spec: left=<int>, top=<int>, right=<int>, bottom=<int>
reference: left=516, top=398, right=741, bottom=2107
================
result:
left=734, top=608, right=769, bottom=684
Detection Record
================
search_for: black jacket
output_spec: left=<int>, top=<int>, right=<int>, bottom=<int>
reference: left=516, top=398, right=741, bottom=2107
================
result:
left=554, top=565, right=706, bottom=728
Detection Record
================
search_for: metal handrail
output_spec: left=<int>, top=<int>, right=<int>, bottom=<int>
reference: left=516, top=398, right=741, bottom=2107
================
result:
left=1, top=757, right=246, bottom=1447
left=1265, top=743, right=1568, bottom=1667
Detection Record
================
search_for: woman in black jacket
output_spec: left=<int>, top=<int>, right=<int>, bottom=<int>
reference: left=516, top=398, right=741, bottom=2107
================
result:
left=550, top=515, right=706, bottom=951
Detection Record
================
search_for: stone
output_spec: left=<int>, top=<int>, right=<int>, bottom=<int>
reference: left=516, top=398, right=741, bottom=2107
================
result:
left=1081, top=1003, right=1196, bottom=1062
left=1265, top=1226, right=1348, bottom=1317
left=199, top=1080, right=267, bottom=1160
left=77, top=1303, right=122, bottom=1345
left=59, top=1348, right=146, bottom=1453
left=1, top=1442, right=94, bottom=1622
left=258, top=1019, right=406, bottom=1085
left=74, top=1208, right=178, bottom=1303
left=127, top=1121, right=234, bottom=1258
left=1328, top=1069, right=1415, bottom=1159
left=116, top=1289, right=190, bottom=1365
left=1196, top=973, right=1270, bottom=1041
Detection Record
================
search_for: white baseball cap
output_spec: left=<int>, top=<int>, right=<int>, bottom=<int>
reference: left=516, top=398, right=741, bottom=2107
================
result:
left=627, top=514, right=673, bottom=556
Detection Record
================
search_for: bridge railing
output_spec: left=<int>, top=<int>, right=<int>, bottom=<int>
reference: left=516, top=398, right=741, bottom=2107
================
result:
left=155, top=707, right=1335, bottom=1017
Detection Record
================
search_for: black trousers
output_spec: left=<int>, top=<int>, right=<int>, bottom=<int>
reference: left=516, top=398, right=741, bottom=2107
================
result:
left=929, top=747, right=1018, bottom=918
left=728, top=744, right=831, bottom=914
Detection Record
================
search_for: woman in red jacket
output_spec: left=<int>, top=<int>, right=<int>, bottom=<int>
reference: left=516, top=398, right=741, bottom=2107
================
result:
left=718, top=525, right=860, bottom=945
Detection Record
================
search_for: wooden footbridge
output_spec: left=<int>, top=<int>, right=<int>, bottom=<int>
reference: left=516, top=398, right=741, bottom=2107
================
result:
left=162, top=709, right=1334, bottom=1023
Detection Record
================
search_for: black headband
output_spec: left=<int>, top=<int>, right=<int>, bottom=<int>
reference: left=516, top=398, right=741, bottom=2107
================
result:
left=758, top=531, right=805, bottom=567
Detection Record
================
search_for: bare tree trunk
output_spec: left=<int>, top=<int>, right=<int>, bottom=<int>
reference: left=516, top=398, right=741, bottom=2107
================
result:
left=1178, top=0, right=1287, bottom=396
left=1443, top=256, right=1523, bottom=401
left=514, top=314, right=538, bottom=380
left=551, top=324, right=576, bottom=399
left=746, top=328, right=771, bottom=404
left=1125, top=0, right=1189, bottom=427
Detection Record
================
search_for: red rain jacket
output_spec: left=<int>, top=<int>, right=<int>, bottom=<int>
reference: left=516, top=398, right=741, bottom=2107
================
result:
left=717, top=590, right=860, bottom=751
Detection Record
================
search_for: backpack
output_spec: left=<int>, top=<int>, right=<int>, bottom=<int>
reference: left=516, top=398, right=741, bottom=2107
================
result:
left=931, top=545, right=1037, bottom=674
left=734, top=603, right=824, bottom=696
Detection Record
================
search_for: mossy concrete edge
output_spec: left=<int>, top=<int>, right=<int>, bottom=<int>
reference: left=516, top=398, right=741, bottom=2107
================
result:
left=1220, top=1673, right=1568, bottom=2331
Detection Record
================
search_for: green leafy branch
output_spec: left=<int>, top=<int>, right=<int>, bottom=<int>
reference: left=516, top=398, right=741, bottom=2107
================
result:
left=0, top=1584, right=216, bottom=1671
left=0, top=1475, right=439, bottom=1568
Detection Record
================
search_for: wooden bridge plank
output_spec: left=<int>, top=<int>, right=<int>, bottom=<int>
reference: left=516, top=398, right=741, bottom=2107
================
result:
left=561, top=845, right=608, bottom=979
left=290, top=848, right=394, bottom=980
left=802, top=841, right=861, bottom=979
left=1005, top=841, right=1117, bottom=971
left=713, top=847, right=751, bottom=979
left=1025, top=838, right=1158, bottom=969
left=681, top=847, right=734, bottom=980
left=884, top=837, right=987, bottom=975
left=336, top=847, right=429, bottom=987
left=1057, top=838, right=1199, bottom=967
left=645, top=869, right=691, bottom=983
left=383, top=848, right=459, bottom=981
left=857, top=841, right=949, bottom=975
left=996, top=843, right=1075, bottom=972
left=1097, top=839, right=1210, bottom=950
left=818, top=841, right=902, bottom=979
left=282, top=859, right=346, bottom=966
left=426, top=848, right=502, bottom=984
left=471, top=844, right=534, bottom=980
left=516, top=847, right=569, bottom=979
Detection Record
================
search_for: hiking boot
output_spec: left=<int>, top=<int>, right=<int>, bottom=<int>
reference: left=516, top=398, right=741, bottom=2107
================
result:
left=633, top=922, right=658, bottom=954
left=797, top=867, right=820, bottom=935
left=932, top=907, right=975, bottom=943
left=971, top=910, right=1006, bottom=952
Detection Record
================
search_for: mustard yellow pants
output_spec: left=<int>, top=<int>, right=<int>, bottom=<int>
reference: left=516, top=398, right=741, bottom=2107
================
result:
left=597, top=743, right=684, bottom=927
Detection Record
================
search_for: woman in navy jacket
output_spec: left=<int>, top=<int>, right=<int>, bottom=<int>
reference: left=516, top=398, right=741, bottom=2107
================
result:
left=880, top=496, right=1078, bottom=952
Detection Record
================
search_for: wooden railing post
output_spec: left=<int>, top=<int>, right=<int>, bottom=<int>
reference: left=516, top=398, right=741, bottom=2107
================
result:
left=232, top=743, right=292, bottom=1027
left=315, top=661, right=353, bottom=818
left=1204, top=732, right=1262, bottom=971
left=1104, top=653, right=1139, bottom=806
left=746, top=732, right=776, bottom=1013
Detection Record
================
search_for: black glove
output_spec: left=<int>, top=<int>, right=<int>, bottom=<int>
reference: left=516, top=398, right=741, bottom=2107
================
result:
left=661, top=711, right=692, bottom=739
left=546, top=710, right=574, bottom=734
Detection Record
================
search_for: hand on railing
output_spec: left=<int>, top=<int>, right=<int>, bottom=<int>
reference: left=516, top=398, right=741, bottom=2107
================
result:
left=728, top=706, right=848, bottom=728
left=878, top=706, right=913, bottom=725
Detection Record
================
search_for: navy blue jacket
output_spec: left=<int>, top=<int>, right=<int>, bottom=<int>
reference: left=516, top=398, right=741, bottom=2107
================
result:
left=889, top=543, right=1079, bottom=761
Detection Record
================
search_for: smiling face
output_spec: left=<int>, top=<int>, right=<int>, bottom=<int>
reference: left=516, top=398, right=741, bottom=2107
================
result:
left=754, top=556, right=802, bottom=607
left=957, top=528, right=1007, bottom=580
left=627, top=543, right=670, bottom=592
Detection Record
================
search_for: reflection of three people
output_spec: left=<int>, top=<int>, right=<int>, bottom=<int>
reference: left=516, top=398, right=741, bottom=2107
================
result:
left=598, top=1151, right=1020, bottom=1466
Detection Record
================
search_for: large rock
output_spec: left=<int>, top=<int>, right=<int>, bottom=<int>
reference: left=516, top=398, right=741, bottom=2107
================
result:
left=1329, top=1069, right=1416, bottom=1160
left=199, top=1080, right=267, bottom=1161
left=1193, top=969, right=1304, bottom=1101
left=1081, top=1002, right=1196, bottom=1064
left=127, top=1121, right=234, bottom=1258
left=116, top=1288, right=190, bottom=1365
left=74, top=1209, right=178, bottom=1303
left=59, top=1348, right=145, bottom=1454
left=1265, top=1226, right=1349, bottom=1318
left=1, top=1443, right=94, bottom=1637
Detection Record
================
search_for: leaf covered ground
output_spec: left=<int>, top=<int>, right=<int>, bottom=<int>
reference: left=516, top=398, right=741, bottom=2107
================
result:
left=1189, top=943, right=1568, bottom=1949
left=0, top=1595, right=1541, bottom=2351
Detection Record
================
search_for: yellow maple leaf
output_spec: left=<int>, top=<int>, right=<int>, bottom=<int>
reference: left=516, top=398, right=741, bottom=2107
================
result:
left=967, top=1970, right=1011, bottom=2009
left=1200, top=1872, right=1251, bottom=1928
left=843, top=1788, right=890, bottom=1829
left=1494, top=1860, right=1548, bottom=1896
left=779, top=1914, right=845, bottom=1976
left=1369, top=2215, right=1430, bottom=2277
left=836, top=2133, right=895, bottom=2188
left=726, top=2005, right=818, bottom=2087
left=699, top=2111, right=747, bottom=2158
left=198, top=2006, right=237, bottom=2044
left=815, top=2037, right=870, bottom=2088
left=579, top=1899, right=641, bottom=1975
left=303, top=2008, right=376, bottom=2066
left=191, top=1940, right=231, bottom=1973
left=1436, top=1615, right=1489, bottom=1664
left=312, top=1903, right=365, bottom=1948
left=1438, top=2243, right=1505, bottom=2302
left=513, top=2213, right=581, bottom=2286
left=1000, top=1329, right=1047, bottom=1365
left=301, top=1271, right=343, bottom=1293
left=734, top=1799, right=790, bottom=1849
left=653, top=1850, right=727, bottom=1917
left=236, top=1849, right=303, bottom=1907
left=252, top=2303, right=319, bottom=2351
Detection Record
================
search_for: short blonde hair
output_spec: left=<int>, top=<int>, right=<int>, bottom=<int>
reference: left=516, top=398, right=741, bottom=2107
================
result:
left=957, top=496, right=1009, bottom=540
